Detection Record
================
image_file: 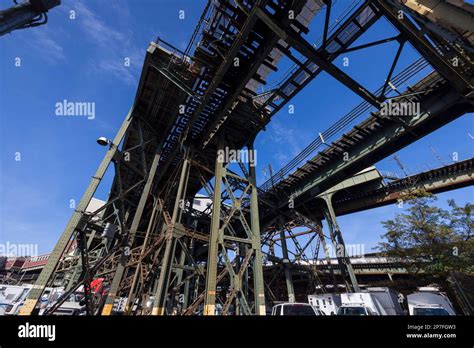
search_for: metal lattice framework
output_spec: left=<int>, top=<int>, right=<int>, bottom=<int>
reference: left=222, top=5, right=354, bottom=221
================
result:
left=18, top=0, right=473, bottom=315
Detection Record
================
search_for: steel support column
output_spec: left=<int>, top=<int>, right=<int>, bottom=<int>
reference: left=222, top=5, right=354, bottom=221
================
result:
left=19, top=109, right=134, bottom=315
left=102, top=134, right=163, bottom=315
left=63, top=229, right=97, bottom=292
left=317, top=226, right=339, bottom=292
left=203, top=140, right=224, bottom=315
left=124, top=197, right=162, bottom=314
left=152, top=155, right=190, bottom=315
left=279, top=225, right=295, bottom=303
left=321, top=193, right=360, bottom=293
left=203, top=139, right=265, bottom=315
left=248, top=141, right=266, bottom=315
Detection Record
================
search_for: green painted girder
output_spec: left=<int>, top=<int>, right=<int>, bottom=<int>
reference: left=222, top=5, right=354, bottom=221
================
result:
left=284, top=78, right=472, bottom=208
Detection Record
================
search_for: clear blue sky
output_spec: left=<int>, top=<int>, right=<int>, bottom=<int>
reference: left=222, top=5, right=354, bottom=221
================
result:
left=0, top=0, right=472, bottom=256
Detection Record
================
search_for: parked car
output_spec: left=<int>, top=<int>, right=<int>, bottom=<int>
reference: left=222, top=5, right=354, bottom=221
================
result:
left=271, top=302, right=324, bottom=315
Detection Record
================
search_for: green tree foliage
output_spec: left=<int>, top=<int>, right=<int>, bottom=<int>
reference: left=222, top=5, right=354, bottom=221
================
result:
left=378, top=192, right=474, bottom=276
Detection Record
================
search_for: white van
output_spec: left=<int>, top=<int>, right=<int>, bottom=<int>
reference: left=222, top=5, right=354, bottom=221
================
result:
left=407, top=287, right=456, bottom=316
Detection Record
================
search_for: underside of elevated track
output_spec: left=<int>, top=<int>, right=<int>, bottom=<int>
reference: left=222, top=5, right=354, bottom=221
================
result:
left=14, top=0, right=473, bottom=316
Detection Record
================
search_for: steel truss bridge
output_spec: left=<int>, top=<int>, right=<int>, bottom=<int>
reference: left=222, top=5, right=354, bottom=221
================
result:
left=19, top=0, right=473, bottom=316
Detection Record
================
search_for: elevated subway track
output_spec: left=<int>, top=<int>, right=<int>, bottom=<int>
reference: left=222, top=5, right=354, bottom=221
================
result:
left=331, top=157, right=474, bottom=217
left=104, top=0, right=323, bottom=225
left=259, top=71, right=473, bottom=228
left=19, top=0, right=474, bottom=315
left=263, top=157, right=474, bottom=230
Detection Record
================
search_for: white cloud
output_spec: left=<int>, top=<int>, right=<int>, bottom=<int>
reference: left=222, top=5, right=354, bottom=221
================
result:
left=69, top=0, right=144, bottom=85
left=267, top=121, right=308, bottom=165
left=73, top=1, right=126, bottom=47
left=96, top=59, right=136, bottom=85
left=28, top=29, right=65, bottom=64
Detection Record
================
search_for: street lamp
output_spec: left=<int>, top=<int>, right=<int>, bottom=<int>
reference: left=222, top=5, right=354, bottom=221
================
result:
left=96, top=137, right=110, bottom=146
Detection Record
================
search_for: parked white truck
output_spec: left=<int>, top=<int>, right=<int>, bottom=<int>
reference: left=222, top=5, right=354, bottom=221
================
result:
left=308, top=294, right=341, bottom=315
left=0, top=285, right=86, bottom=315
left=0, top=284, right=33, bottom=315
left=338, top=292, right=387, bottom=315
left=407, top=287, right=456, bottom=316
left=366, top=287, right=405, bottom=315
